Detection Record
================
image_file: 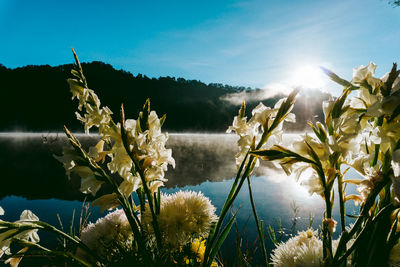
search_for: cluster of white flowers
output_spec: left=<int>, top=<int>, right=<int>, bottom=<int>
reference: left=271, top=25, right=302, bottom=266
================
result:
left=289, top=134, right=331, bottom=196
left=78, top=209, right=133, bottom=260
left=112, top=113, right=175, bottom=196
left=0, top=208, right=40, bottom=266
left=54, top=147, right=104, bottom=196
left=227, top=99, right=295, bottom=168
left=271, top=229, right=349, bottom=267
left=56, top=70, right=175, bottom=210
left=141, top=190, right=218, bottom=248
left=276, top=63, right=400, bottom=201
left=342, top=63, right=400, bottom=204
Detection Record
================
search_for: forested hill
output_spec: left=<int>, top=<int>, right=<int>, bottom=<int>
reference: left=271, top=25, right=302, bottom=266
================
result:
left=0, top=61, right=329, bottom=132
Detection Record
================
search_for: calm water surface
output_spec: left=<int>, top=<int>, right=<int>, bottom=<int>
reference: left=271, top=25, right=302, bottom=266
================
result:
left=0, top=133, right=359, bottom=265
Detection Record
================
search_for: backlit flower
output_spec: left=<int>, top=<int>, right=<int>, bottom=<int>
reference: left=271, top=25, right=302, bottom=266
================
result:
left=352, top=62, right=382, bottom=90
left=79, top=209, right=133, bottom=260
left=142, top=190, right=218, bottom=248
left=228, top=98, right=295, bottom=168
left=0, top=210, right=40, bottom=259
left=271, top=229, right=350, bottom=267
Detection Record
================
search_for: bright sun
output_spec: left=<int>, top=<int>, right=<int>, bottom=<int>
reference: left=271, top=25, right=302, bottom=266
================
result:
left=291, top=65, right=327, bottom=89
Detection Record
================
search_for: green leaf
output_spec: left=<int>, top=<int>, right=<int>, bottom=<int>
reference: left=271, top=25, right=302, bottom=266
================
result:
left=320, top=67, right=353, bottom=88
left=331, top=89, right=350, bottom=119
left=268, top=90, right=298, bottom=133
left=252, top=145, right=315, bottom=166
left=159, top=114, right=167, bottom=127
left=206, top=211, right=238, bottom=267
left=71, top=69, right=81, bottom=79
left=308, top=122, right=327, bottom=143
left=139, top=99, right=151, bottom=132
left=238, top=100, right=246, bottom=118
left=250, top=149, right=288, bottom=160
left=381, top=63, right=399, bottom=97
left=388, top=103, right=400, bottom=123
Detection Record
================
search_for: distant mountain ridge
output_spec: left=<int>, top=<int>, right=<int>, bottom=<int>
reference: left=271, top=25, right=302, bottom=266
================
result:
left=0, top=61, right=329, bottom=132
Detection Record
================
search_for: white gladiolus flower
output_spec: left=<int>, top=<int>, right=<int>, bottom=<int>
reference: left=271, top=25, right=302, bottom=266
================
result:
left=92, top=193, right=121, bottom=213
left=53, top=147, right=79, bottom=179
left=0, top=210, right=40, bottom=259
left=55, top=148, right=104, bottom=196
left=74, top=166, right=103, bottom=196
left=65, top=69, right=175, bottom=198
left=345, top=168, right=383, bottom=205
left=352, top=62, right=382, bottom=90
left=391, top=150, right=400, bottom=205
left=322, top=97, right=334, bottom=121
left=292, top=163, right=324, bottom=196
left=0, top=207, right=3, bottom=216
left=228, top=98, right=295, bottom=168
left=76, top=106, right=113, bottom=134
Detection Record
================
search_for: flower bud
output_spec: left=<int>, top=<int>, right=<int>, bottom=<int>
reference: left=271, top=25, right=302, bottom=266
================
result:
left=323, top=218, right=337, bottom=235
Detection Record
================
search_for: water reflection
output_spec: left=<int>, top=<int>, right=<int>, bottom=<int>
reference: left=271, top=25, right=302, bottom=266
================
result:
left=0, top=133, right=291, bottom=200
left=0, top=133, right=359, bottom=265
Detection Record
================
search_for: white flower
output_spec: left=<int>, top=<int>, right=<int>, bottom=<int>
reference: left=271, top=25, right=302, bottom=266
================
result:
left=54, top=147, right=104, bottom=196
left=227, top=116, right=251, bottom=137
left=92, top=193, right=121, bottom=213
left=391, top=150, right=400, bottom=205
left=292, top=163, right=324, bottom=196
left=53, top=147, right=79, bottom=179
left=345, top=168, right=383, bottom=205
left=142, top=190, right=218, bottom=248
left=352, top=62, right=382, bottom=90
left=76, top=106, right=113, bottom=134
left=0, top=207, right=3, bottom=216
left=271, top=229, right=350, bottom=267
left=228, top=98, right=295, bottom=169
left=0, top=210, right=40, bottom=259
left=73, top=166, right=103, bottom=196
left=322, top=97, right=335, bottom=120
left=116, top=111, right=175, bottom=195
left=271, top=229, right=323, bottom=267
left=79, top=209, right=133, bottom=260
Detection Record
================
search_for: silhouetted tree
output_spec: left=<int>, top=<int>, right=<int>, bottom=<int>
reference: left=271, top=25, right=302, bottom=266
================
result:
left=1, top=62, right=329, bottom=132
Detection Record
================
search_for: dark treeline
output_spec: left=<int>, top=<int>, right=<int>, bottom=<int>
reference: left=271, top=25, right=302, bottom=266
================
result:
left=0, top=61, right=329, bottom=132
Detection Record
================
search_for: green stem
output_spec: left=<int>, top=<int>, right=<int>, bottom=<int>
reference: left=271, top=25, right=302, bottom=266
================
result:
left=10, top=238, right=94, bottom=267
left=332, top=175, right=391, bottom=264
left=64, top=127, right=147, bottom=261
left=203, top=152, right=249, bottom=265
left=247, top=176, right=269, bottom=266
left=204, top=155, right=255, bottom=266
left=120, top=107, right=163, bottom=250
left=338, top=174, right=345, bottom=233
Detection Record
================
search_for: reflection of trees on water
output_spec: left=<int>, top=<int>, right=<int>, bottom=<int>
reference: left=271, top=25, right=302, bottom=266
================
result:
left=0, top=133, right=283, bottom=201
left=166, top=134, right=281, bottom=187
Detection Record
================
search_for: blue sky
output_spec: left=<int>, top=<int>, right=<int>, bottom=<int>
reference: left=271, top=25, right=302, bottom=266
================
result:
left=0, top=0, right=399, bottom=95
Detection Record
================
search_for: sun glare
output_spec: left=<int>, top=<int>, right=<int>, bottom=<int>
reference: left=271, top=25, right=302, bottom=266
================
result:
left=291, top=65, right=327, bottom=90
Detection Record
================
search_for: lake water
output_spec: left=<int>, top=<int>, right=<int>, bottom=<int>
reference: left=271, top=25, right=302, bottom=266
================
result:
left=0, top=133, right=359, bottom=265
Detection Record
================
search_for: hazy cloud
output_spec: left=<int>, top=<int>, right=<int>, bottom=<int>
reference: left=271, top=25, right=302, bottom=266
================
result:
left=220, top=82, right=295, bottom=105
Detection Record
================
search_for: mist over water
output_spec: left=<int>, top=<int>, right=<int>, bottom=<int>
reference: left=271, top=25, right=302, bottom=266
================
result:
left=0, top=132, right=358, bottom=264
left=0, top=132, right=297, bottom=198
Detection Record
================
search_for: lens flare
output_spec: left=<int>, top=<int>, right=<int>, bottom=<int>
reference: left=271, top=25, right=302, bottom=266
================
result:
left=292, top=65, right=327, bottom=89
